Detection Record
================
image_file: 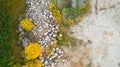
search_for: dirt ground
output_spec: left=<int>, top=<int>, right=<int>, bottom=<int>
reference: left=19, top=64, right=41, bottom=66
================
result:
left=57, top=0, right=120, bottom=67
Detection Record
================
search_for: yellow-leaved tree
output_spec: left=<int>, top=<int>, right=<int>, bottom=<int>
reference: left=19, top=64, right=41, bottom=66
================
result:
left=20, top=18, right=34, bottom=31
left=24, top=42, right=42, bottom=60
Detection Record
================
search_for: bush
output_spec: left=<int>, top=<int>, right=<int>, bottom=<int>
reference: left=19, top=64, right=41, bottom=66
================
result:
left=24, top=43, right=42, bottom=60
left=20, top=18, right=34, bottom=31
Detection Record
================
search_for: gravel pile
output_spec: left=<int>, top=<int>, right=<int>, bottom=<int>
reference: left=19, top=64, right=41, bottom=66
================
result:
left=26, top=0, right=59, bottom=47
left=18, top=0, right=65, bottom=67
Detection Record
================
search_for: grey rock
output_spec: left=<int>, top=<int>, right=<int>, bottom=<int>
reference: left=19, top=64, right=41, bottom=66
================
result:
left=22, top=38, right=29, bottom=47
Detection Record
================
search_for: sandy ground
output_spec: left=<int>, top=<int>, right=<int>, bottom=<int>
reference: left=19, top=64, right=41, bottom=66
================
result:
left=57, top=0, right=120, bottom=67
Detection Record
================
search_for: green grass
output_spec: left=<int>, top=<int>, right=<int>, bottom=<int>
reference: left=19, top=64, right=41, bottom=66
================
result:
left=0, top=0, right=27, bottom=66
left=0, top=0, right=11, bottom=66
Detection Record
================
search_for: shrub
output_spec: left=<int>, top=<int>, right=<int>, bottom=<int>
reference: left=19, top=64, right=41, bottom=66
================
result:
left=20, top=18, right=34, bottom=31
left=24, top=43, right=42, bottom=60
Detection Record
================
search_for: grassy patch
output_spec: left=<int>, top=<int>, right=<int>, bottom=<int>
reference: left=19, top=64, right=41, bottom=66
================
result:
left=0, top=0, right=11, bottom=66
left=48, top=0, right=91, bottom=47
left=0, top=0, right=27, bottom=66
left=49, top=0, right=91, bottom=28
left=57, top=29, right=78, bottom=47
left=62, top=7, right=80, bottom=26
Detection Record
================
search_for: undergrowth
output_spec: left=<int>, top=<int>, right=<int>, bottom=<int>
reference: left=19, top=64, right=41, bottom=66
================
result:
left=49, top=0, right=91, bottom=47
left=49, top=0, right=91, bottom=27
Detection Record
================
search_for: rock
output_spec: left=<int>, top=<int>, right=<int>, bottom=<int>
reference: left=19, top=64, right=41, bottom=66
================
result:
left=22, top=38, right=29, bottom=47
left=71, top=0, right=77, bottom=8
